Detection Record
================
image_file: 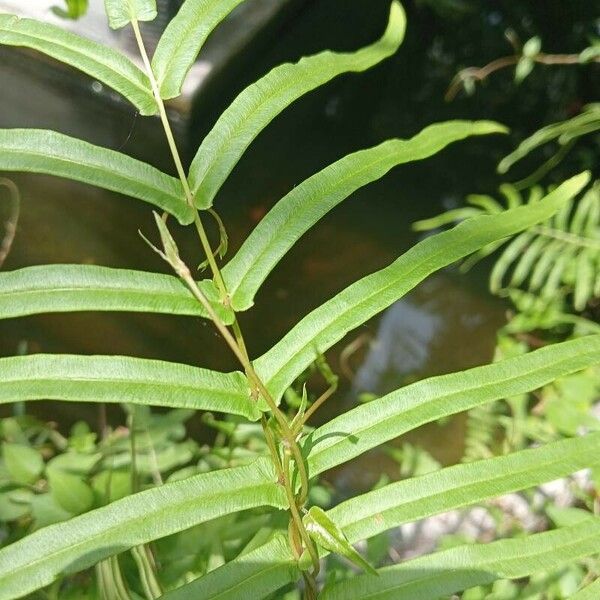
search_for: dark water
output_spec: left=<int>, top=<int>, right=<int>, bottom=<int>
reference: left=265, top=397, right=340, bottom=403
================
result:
left=0, top=3, right=508, bottom=490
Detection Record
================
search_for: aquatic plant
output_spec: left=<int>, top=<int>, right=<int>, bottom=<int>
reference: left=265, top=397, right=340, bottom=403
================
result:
left=0, top=1, right=598, bottom=598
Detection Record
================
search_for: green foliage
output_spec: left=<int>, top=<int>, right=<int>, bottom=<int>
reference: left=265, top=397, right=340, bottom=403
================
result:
left=223, top=120, right=507, bottom=311
left=104, top=0, right=157, bottom=30
left=188, top=1, right=407, bottom=209
left=498, top=104, right=600, bottom=177
left=0, top=129, right=191, bottom=223
left=0, top=354, right=256, bottom=419
left=0, top=264, right=229, bottom=322
left=152, top=0, right=247, bottom=99
left=52, top=0, right=89, bottom=20
left=319, top=519, right=600, bottom=599
left=0, top=1, right=598, bottom=598
left=0, top=15, right=155, bottom=114
left=415, top=180, right=600, bottom=310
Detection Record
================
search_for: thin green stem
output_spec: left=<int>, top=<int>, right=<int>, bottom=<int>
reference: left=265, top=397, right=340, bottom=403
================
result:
left=131, top=18, right=229, bottom=300
left=131, top=17, right=314, bottom=584
left=283, top=454, right=320, bottom=578
left=533, top=225, right=600, bottom=250
left=300, top=384, right=336, bottom=429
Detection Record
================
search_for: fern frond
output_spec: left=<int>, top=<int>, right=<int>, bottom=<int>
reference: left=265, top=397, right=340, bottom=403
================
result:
left=463, top=402, right=502, bottom=462
left=414, top=181, right=600, bottom=310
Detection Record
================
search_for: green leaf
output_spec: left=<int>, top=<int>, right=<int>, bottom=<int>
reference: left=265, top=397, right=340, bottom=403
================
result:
left=188, top=1, right=407, bottom=208
left=0, top=15, right=155, bottom=115
left=2, top=442, right=44, bottom=485
left=160, top=533, right=297, bottom=600
left=572, top=577, right=600, bottom=599
left=522, top=36, right=541, bottom=58
left=173, top=434, right=600, bottom=599
left=52, top=0, right=89, bottom=20
left=306, top=335, right=600, bottom=476
left=515, top=57, right=534, bottom=83
left=320, top=520, right=600, bottom=600
left=29, top=494, right=74, bottom=530
left=223, top=121, right=506, bottom=310
left=498, top=108, right=600, bottom=174
left=47, top=468, right=94, bottom=515
left=329, top=432, right=600, bottom=543
left=255, top=173, right=590, bottom=401
left=152, top=0, right=247, bottom=99
left=104, top=0, right=157, bottom=30
left=0, top=265, right=232, bottom=323
left=0, top=459, right=286, bottom=600
left=0, top=489, right=32, bottom=521
left=0, top=355, right=256, bottom=420
left=303, top=506, right=376, bottom=575
left=0, top=129, right=192, bottom=224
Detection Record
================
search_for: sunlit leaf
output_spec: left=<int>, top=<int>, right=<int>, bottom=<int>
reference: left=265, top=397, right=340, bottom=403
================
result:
left=152, top=0, right=247, bottom=99
left=189, top=1, right=406, bottom=208
left=303, top=506, right=376, bottom=575
left=320, top=520, right=600, bottom=599
left=0, top=130, right=192, bottom=224
left=104, top=0, right=157, bottom=30
left=306, top=336, right=600, bottom=475
left=0, top=15, right=156, bottom=114
left=256, top=174, right=590, bottom=401
left=0, top=265, right=232, bottom=323
left=0, top=355, right=255, bottom=419
left=224, top=121, right=506, bottom=310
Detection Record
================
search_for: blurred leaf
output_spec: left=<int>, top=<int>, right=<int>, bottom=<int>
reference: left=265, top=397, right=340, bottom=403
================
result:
left=522, top=36, right=541, bottom=58
left=515, top=57, right=534, bottom=83
left=29, top=494, right=73, bottom=530
left=47, top=468, right=94, bottom=515
left=2, top=443, right=43, bottom=485
left=0, top=489, right=31, bottom=521
left=91, top=470, right=132, bottom=505
left=51, top=0, right=89, bottom=19
left=103, top=0, right=157, bottom=30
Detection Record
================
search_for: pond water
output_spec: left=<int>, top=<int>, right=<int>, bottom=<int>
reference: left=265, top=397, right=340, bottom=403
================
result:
left=0, top=0, right=508, bottom=493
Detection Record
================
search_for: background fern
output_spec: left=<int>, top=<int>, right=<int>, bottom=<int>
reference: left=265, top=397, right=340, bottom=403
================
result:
left=414, top=180, right=600, bottom=311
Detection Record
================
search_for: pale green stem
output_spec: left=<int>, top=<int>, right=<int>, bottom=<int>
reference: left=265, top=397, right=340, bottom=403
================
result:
left=533, top=225, right=600, bottom=250
left=131, top=15, right=313, bottom=573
